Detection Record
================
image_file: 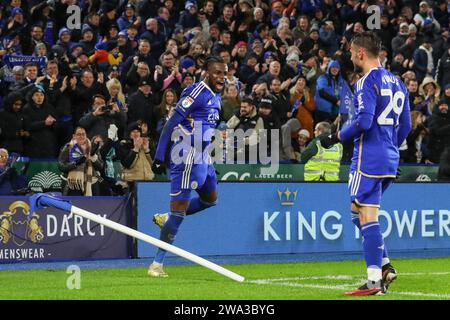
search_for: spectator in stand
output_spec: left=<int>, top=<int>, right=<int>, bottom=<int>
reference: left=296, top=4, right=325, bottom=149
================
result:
left=436, top=47, right=450, bottom=89
left=401, top=111, right=429, bottom=164
left=156, top=88, right=177, bottom=138
left=78, top=94, right=127, bottom=142
left=299, top=53, right=322, bottom=94
left=0, top=148, right=27, bottom=196
left=0, top=93, right=27, bottom=155
left=155, top=50, right=182, bottom=96
left=216, top=4, right=234, bottom=33
left=419, top=76, right=440, bottom=118
left=427, top=100, right=450, bottom=164
left=22, top=84, right=58, bottom=159
left=70, top=70, right=110, bottom=123
left=391, top=52, right=413, bottom=76
left=407, top=79, right=427, bottom=114
left=58, top=127, right=103, bottom=196
left=227, top=97, right=264, bottom=162
left=177, top=1, right=201, bottom=31
left=413, top=37, right=434, bottom=83
left=118, top=122, right=154, bottom=184
left=127, top=77, right=156, bottom=132
left=117, top=3, right=141, bottom=32
left=391, top=22, right=413, bottom=58
left=258, top=96, right=281, bottom=157
left=320, top=20, right=339, bottom=57
left=292, top=15, right=310, bottom=44
left=293, top=129, right=311, bottom=162
left=414, top=1, right=441, bottom=35
left=106, top=78, right=126, bottom=112
left=221, top=83, right=241, bottom=122
left=290, top=75, right=315, bottom=138
left=314, top=60, right=344, bottom=124
left=141, top=18, right=166, bottom=61
left=156, top=103, right=175, bottom=140
left=212, top=30, right=234, bottom=57
left=125, top=59, right=152, bottom=94
left=122, top=38, right=157, bottom=81
left=79, top=24, right=97, bottom=55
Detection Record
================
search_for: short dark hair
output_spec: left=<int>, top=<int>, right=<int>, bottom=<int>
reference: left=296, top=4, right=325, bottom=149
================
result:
left=24, top=62, right=38, bottom=70
left=271, top=76, right=281, bottom=84
left=241, top=96, right=254, bottom=106
left=350, top=31, right=381, bottom=58
left=92, top=94, right=106, bottom=103
left=204, top=56, right=224, bottom=71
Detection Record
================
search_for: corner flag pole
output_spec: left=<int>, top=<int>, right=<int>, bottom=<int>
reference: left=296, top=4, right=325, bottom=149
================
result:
left=29, top=194, right=245, bottom=282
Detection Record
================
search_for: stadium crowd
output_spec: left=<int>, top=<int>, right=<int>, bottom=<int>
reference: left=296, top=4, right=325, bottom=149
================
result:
left=0, top=0, right=450, bottom=195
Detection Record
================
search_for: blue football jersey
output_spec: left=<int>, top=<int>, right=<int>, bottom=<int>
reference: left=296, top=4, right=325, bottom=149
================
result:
left=350, top=67, right=411, bottom=177
left=174, top=81, right=221, bottom=143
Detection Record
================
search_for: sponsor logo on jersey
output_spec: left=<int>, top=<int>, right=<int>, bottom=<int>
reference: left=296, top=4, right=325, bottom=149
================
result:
left=182, top=96, right=194, bottom=109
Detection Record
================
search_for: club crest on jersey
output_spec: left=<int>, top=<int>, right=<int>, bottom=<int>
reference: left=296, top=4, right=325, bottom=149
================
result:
left=182, top=96, right=194, bottom=109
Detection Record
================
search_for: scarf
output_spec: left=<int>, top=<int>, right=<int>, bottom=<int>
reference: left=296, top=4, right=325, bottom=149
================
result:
left=67, top=140, right=95, bottom=196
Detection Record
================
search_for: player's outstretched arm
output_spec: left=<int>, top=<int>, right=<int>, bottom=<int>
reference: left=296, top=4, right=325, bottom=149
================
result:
left=154, top=111, right=185, bottom=163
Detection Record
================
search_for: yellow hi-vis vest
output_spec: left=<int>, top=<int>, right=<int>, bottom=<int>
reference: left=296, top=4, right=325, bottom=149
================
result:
left=304, top=141, right=343, bottom=181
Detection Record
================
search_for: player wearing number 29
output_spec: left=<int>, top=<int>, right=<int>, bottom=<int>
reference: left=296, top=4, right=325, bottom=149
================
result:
left=320, top=32, right=412, bottom=296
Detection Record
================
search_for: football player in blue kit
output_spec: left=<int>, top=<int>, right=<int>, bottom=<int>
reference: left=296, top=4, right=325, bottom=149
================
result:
left=148, top=56, right=226, bottom=277
left=321, top=32, right=412, bottom=295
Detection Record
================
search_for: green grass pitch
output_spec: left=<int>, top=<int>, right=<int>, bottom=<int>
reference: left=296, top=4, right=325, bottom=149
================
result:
left=1, top=257, right=449, bottom=300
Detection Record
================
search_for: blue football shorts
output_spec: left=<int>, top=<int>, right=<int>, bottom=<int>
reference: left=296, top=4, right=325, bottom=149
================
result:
left=348, top=170, right=393, bottom=208
left=169, top=145, right=217, bottom=201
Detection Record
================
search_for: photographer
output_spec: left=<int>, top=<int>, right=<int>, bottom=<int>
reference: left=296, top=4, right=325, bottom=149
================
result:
left=118, top=122, right=155, bottom=184
left=78, top=94, right=127, bottom=142
left=0, top=149, right=28, bottom=196
left=58, top=127, right=103, bottom=196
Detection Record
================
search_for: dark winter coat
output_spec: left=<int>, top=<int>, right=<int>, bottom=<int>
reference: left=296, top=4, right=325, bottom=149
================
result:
left=22, top=101, right=58, bottom=158
left=0, top=93, right=26, bottom=154
left=427, top=105, right=450, bottom=163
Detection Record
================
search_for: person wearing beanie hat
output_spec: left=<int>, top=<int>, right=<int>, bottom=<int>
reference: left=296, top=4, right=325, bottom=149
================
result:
left=293, top=128, right=311, bottom=161
left=117, top=3, right=138, bottom=31
left=180, top=56, right=196, bottom=72
left=58, top=28, right=71, bottom=40
left=79, top=24, right=96, bottom=55
left=0, top=92, right=27, bottom=155
left=10, top=7, right=23, bottom=17
left=22, top=83, right=58, bottom=158
left=443, top=83, right=450, bottom=102
left=287, top=52, right=300, bottom=62
left=56, top=28, right=75, bottom=53
left=126, top=76, right=154, bottom=128
left=33, top=42, right=48, bottom=58
left=181, top=72, right=195, bottom=88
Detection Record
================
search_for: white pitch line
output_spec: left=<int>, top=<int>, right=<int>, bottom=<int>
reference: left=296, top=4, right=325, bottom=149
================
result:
left=389, top=291, right=450, bottom=299
left=249, top=279, right=359, bottom=290
left=249, top=272, right=450, bottom=299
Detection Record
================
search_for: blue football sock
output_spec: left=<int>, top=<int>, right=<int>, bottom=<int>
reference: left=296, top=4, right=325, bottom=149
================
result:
left=186, top=197, right=216, bottom=216
left=361, top=221, right=383, bottom=282
left=154, top=211, right=185, bottom=264
left=352, top=212, right=389, bottom=266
